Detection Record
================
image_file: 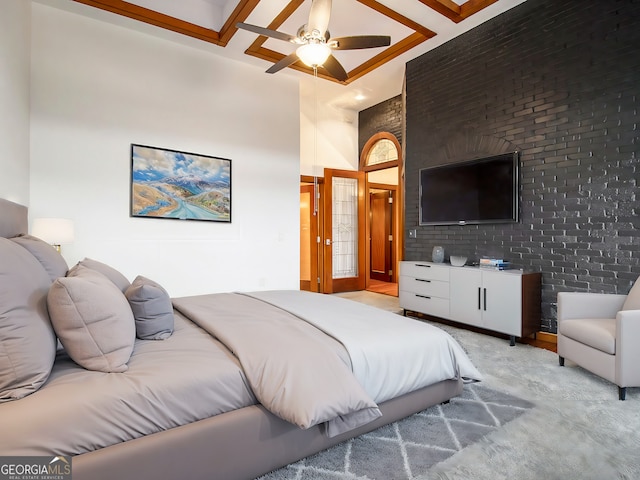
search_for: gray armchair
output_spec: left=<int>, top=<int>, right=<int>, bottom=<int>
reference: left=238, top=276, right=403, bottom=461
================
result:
left=557, top=278, right=640, bottom=400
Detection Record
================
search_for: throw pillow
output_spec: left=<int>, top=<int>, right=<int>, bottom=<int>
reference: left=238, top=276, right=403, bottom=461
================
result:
left=10, top=234, right=68, bottom=282
left=0, top=239, right=57, bottom=402
left=73, top=257, right=131, bottom=293
left=47, top=265, right=135, bottom=373
left=125, top=276, right=175, bottom=340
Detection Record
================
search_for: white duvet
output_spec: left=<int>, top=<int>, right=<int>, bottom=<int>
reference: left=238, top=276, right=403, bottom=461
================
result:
left=245, top=290, right=482, bottom=403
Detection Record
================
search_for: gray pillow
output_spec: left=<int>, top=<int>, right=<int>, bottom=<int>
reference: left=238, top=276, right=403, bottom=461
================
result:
left=47, top=265, right=135, bottom=373
left=622, top=276, right=640, bottom=311
left=10, top=234, right=68, bottom=282
left=73, top=258, right=131, bottom=293
left=125, top=276, right=174, bottom=340
left=0, top=238, right=57, bottom=402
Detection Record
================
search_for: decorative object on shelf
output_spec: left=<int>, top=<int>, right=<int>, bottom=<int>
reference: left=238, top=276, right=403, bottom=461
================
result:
left=449, top=255, right=467, bottom=267
left=32, top=218, right=75, bottom=253
left=130, top=144, right=231, bottom=223
left=432, top=246, right=445, bottom=263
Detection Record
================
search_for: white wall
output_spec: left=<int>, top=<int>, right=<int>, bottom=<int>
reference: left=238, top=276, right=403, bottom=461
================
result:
left=0, top=0, right=31, bottom=205
left=30, top=4, right=301, bottom=296
left=299, top=78, right=359, bottom=177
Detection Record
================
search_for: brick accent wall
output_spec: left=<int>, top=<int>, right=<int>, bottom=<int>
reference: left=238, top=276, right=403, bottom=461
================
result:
left=359, top=95, right=403, bottom=156
left=398, top=0, right=639, bottom=331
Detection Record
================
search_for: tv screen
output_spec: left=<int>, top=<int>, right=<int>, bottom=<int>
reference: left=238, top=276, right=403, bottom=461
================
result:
left=419, top=152, right=520, bottom=225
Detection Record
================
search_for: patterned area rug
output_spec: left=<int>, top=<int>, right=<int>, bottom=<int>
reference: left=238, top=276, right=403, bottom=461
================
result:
left=258, top=384, right=534, bottom=480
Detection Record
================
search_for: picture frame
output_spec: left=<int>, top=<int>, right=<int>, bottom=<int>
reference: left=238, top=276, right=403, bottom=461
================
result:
left=130, top=144, right=231, bottom=223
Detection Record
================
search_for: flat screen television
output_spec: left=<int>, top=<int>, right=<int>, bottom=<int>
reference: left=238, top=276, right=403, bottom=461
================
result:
left=419, top=152, right=520, bottom=226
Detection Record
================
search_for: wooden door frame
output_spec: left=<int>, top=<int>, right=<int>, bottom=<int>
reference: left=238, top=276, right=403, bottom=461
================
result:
left=300, top=175, right=324, bottom=293
left=360, top=132, right=404, bottom=288
left=367, top=184, right=397, bottom=283
left=322, top=168, right=366, bottom=293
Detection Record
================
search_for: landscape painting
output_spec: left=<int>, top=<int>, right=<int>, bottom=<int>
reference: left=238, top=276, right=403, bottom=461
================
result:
left=130, top=144, right=231, bottom=222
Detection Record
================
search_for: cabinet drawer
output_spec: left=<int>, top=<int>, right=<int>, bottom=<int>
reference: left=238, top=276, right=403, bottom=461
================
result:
left=400, top=276, right=449, bottom=298
left=400, top=290, right=450, bottom=319
left=400, top=262, right=450, bottom=282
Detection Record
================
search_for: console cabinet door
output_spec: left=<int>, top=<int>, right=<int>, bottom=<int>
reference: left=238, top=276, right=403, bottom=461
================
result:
left=482, top=271, right=522, bottom=336
left=450, top=268, right=523, bottom=336
left=449, top=268, right=482, bottom=327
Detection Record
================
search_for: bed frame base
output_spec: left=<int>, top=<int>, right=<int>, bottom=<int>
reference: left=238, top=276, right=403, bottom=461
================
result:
left=73, top=379, right=462, bottom=480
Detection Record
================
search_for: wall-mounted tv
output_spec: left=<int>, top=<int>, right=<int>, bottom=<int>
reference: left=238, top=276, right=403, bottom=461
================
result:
left=419, top=152, right=520, bottom=226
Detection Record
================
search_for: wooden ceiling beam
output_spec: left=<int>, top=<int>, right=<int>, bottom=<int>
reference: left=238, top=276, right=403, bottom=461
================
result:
left=218, top=0, right=262, bottom=45
left=358, top=0, right=437, bottom=37
left=460, top=0, right=500, bottom=19
left=71, top=0, right=496, bottom=83
left=73, top=0, right=222, bottom=44
left=72, top=0, right=263, bottom=47
left=347, top=32, right=430, bottom=83
left=418, top=0, right=498, bottom=23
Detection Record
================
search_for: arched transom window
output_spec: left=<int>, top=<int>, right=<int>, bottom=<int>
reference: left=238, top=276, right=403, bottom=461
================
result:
left=360, top=132, right=401, bottom=173
left=366, top=138, right=398, bottom=167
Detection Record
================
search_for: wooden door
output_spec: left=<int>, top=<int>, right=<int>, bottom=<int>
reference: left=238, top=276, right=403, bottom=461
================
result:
left=370, top=191, right=393, bottom=282
left=322, top=168, right=366, bottom=293
left=300, top=184, right=320, bottom=292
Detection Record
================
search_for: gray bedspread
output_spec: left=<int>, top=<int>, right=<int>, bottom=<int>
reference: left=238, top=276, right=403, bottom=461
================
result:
left=172, top=293, right=382, bottom=437
left=0, top=311, right=256, bottom=455
left=2, top=289, right=479, bottom=457
left=245, top=290, right=482, bottom=403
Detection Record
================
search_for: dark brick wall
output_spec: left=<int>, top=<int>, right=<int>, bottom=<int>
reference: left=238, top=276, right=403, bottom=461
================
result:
left=359, top=95, right=403, bottom=155
left=389, top=0, right=639, bottom=331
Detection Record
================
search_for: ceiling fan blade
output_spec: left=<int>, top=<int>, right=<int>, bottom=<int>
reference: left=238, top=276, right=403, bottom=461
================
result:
left=322, top=54, right=348, bottom=82
left=307, top=0, right=332, bottom=36
left=236, top=22, right=297, bottom=43
left=266, top=52, right=300, bottom=74
left=329, top=35, right=391, bottom=50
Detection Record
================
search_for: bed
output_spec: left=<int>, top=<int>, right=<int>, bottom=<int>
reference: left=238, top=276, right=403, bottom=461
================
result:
left=0, top=197, right=481, bottom=480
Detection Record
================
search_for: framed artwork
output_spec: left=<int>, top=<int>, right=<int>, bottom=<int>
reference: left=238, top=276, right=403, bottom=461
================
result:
left=130, top=144, right=231, bottom=222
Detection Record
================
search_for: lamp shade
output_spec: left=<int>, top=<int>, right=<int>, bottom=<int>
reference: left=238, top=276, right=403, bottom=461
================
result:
left=297, top=43, right=331, bottom=67
left=32, top=218, right=75, bottom=245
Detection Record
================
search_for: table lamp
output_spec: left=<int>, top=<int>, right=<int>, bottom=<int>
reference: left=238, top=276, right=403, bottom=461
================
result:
left=32, top=218, right=75, bottom=253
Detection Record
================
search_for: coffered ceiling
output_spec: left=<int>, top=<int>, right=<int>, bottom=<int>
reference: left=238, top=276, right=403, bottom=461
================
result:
left=42, top=0, right=527, bottom=109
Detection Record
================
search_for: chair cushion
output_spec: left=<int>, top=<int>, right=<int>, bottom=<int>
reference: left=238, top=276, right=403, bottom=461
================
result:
left=622, top=276, right=640, bottom=311
left=559, top=318, right=616, bottom=355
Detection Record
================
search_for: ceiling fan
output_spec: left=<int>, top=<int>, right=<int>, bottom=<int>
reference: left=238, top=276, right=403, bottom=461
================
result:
left=236, top=0, right=391, bottom=81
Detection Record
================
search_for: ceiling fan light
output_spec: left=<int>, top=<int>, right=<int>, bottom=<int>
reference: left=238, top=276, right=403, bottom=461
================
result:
left=297, top=43, right=331, bottom=67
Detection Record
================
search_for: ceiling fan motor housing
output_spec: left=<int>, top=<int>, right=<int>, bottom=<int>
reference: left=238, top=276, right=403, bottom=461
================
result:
left=297, top=25, right=331, bottom=44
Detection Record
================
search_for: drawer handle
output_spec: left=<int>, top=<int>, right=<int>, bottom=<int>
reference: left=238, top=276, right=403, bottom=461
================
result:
left=416, top=294, right=431, bottom=300
left=415, top=278, right=431, bottom=283
left=415, top=264, right=431, bottom=268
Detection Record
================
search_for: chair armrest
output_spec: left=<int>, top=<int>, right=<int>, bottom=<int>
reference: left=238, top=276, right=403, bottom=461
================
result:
left=616, top=309, right=640, bottom=386
left=557, top=292, right=627, bottom=322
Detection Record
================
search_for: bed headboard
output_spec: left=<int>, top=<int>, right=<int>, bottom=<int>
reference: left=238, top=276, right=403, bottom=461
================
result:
left=0, top=198, right=28, bottom=238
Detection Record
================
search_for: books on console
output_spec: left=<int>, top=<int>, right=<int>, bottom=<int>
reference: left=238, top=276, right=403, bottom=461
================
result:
left=479, top=258, right=511, bottom=270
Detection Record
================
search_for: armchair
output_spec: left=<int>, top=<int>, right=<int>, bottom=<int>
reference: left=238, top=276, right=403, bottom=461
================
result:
left=557, top=278, right=640, bottom=400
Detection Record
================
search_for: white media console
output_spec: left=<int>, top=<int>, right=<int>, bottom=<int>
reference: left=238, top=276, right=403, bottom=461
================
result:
left=399, top=261, right=542, bottom=346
